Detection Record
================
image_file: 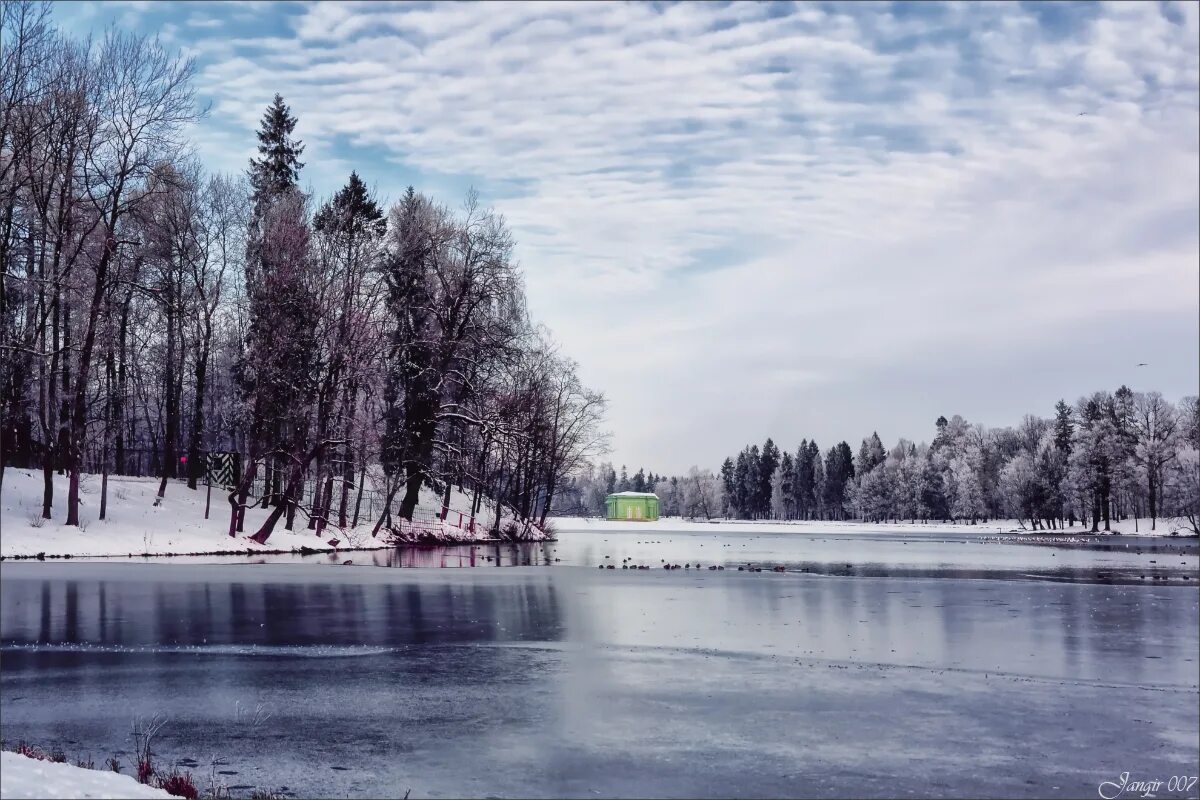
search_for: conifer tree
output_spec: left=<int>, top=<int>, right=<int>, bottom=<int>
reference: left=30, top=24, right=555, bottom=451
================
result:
left=1053, top=400, right=1074, bottom=454
left=248, top=94, right=305, bottom=216
left=758, top=438, right=779, bottom=515
left=793, top=439, right=812, bottom=518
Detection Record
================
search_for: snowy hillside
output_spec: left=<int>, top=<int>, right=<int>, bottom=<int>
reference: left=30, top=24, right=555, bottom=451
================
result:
left=0, top=467, right=539, bottom=558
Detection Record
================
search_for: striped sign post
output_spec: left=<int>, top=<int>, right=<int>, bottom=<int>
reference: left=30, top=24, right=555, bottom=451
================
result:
left=204, top=452, right=241, bottom=519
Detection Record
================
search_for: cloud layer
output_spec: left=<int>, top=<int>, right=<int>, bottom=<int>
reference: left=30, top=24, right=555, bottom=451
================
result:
left=63, top=0, right=1200, bottom=471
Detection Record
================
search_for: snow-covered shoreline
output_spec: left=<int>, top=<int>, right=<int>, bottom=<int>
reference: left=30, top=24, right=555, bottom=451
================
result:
left=0, top=751, right=174, bottom=799
left=2, top=468, right=1188, bottom=562
left=0, top=468, right=549, bottom=559
left=552, top=515, right=1197, bottom=538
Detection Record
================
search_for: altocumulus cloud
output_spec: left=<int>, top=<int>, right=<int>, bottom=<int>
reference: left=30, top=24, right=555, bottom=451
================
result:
left=60, top=0, right=1200, bottom=471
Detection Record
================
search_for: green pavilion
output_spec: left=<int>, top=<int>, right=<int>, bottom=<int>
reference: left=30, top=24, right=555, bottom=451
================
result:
left=605, top=491, right=660, bottom=521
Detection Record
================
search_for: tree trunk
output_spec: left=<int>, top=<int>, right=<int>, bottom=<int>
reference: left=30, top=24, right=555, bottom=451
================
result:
left=1148, top=470, right=1157, bottom=530
left=251, top=439, right=323, bottom=545
left=351, top=462, right=366, bottom=528
left=307, top=451, right=322, bottom=530
left=1101, top=484, right=1111, bottom=531
left=114, top=296, right=130, bottom=474
left=228, top=458, right=259, bottom=537
left=41, top=457, right=53, bottom=519
left=539, top=479, right=556, bottom=527
left=337, top=382, right=357, bottom=527
left=315, top=474, right=334, bottom=537
left=186, top=333, right=210, bottom=490
left=284, top=479, right=297, bottom=530
left=66, top=231, right=117, bottom=527
left=157, top=277, right=177, bottom=500
left=100, top=336, right=115, bottom=521
left=398, top=468, right=424, bottom=523
left=260, top=457, right=272, bottom=508
left=372, top=475, right=400, bottom=537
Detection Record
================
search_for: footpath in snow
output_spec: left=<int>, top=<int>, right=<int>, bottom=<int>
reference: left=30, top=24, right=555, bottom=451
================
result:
left=0, top=751, right=173, bottom=800
left=0, top=467, right=546, bottom=559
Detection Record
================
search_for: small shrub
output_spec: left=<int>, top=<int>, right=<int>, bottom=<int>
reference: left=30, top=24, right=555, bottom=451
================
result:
left=500, top=520, right=521, bottom=540
left=157, top=770, right=199, bottom=800
left=106, top=756, right=122, bottom=773
left=131, top=713, right=167, bottom=784
left=48, top=746, right=67, bottom=763
left=78, top=517, right=90, bottom=533
left=27, top=512, right=46, bottom=529
left=76, top=755, right=95, bottom=770
left=249, top=791, right=286, bottom=800
left=15, top=742, right=45, bottom=760
left=233, top=700, right=272, bottom=728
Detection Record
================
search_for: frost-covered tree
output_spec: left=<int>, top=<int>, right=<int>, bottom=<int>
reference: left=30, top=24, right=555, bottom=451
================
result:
left=811, top=449, right=826, bottom=519
left=654, top=478, right=680, bottom=517
left=769, top=464, right=786, bottom=519
left=999, top=452, right=1039, bottom=528
left=1130, top=391, right=1178, bottom=529
left=681, top=466, right=723, bottom=520
left=948, top=454, right=985, bottom=522
left=856, top=432, right=885, bottom=475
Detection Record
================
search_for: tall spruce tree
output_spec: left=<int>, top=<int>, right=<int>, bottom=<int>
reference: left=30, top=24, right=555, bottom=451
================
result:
left=720, top=457, right=736, bottom=515
left=234, top=95, right=318, bottom=538
left=733, top=450, right=749, bottom=517
left=744, top=444, right=761, bottom=518
left=793, top=439, right=812, bottom=518
left=248, top=94, right=305, bottom=216
left=758, top=438, right=779, bottom=515
left=778, top=450, right=795, bottom=518
left=1053, top=400, right=1074, bottom=453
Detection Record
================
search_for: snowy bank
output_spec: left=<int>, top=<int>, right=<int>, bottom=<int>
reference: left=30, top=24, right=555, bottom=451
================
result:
left=0, top=468, right=547, bottom=559
left=0, top=751, right=172, bottom=799
left=552, top=515, right=1196, bottom=537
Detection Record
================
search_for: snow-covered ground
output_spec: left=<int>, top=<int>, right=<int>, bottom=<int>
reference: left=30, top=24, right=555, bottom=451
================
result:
left=0, top=467, right=535, bottom=559
left=0, top=751, right=172, bottom=799
left=553, top=515, right=1196, bottom=537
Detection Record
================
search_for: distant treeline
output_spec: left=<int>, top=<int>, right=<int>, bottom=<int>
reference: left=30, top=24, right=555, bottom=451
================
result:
left=558, top=388, right=1199, bottom=533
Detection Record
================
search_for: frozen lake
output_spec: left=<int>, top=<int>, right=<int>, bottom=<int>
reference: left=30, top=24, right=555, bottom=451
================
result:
left=1, top=524, right=1198, bottom=798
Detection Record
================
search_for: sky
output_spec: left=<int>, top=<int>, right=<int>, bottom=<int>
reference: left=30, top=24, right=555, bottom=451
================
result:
left=57, top=0, right=1200, bottom=474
